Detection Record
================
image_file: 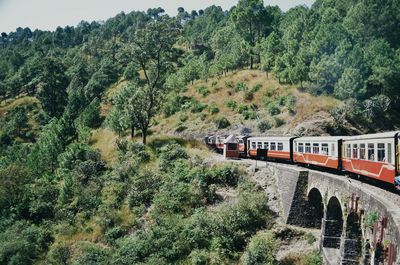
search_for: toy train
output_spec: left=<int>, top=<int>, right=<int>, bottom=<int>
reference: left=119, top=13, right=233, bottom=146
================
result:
left=205, top=132, right=400, bottom=190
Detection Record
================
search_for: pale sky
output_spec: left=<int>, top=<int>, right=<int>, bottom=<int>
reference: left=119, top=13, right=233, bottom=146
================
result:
left=0, top=0, right=315, bottom=33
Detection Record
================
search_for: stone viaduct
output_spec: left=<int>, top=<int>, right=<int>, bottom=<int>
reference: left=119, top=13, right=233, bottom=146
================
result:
left=261, top=163, right=400, bottom=265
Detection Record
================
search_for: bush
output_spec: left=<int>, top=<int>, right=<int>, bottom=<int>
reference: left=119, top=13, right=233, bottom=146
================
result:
left=197, top=86, right=209, bottom=97
left=0, top=221, right=49, bottom=265
left=257, top=121, right=271, bottom=133
left=242, top=110, right=257, bottom=120
left=237, top=104, right=249, bottom=114
left=266, top=102, right=281, bottom=116
left=209, top=104, right=219, bottom=114
left=235, top=82, right=248, bottom=92
left=71, top=242, right=110, bottom=265
left=242, top=231, right=278, bottom=265
left=158, top=143, right=189, bottom=171
left=214, top=117, right=230, bottom=129
left=191, top=100, right=207, bottom=113
left=250, top=84, right=262, bottom=93
left=128, top=170, right=162, bottom=208
left=244, top=91, right=254, bottom=101
left=274, top=117, right=285, bottom=127
left=225, top=80, right=234, bottom=89
left=175, top=124, right=188, bottom=133
left=225, top=99, right=237, bottom=110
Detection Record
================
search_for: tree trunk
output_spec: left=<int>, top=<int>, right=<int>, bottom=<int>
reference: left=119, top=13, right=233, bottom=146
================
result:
left=250, top=56, right=253, bottom=69
left=142, top=128, right=147, bottom=145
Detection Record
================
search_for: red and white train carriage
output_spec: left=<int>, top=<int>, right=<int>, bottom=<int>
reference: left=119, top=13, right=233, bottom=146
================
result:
left=293, top=136, right=345, bottom=170
left=342, top=132, right=399, bottom=186
left=247, top=136, right=295, bottom=161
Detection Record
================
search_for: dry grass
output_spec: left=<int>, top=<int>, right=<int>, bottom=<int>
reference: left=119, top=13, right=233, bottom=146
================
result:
left=90, top=127, right=119, bottom=164
left=0, top=96, right=40, bottom=116
left=153, top=69, right=340, bottom=136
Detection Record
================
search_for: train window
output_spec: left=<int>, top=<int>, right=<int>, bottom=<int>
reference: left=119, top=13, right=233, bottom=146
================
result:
left=257, top=142, right=262, bottom=149
left=313, top=143, right=319, bottom=154
left=278, top=143, right=283, bottom=151
left=360, top=144, right=366, bottom=160
left=298, top=143, right=304, bottom=153
left=321, top=144, right=329, bottom=155
left=271, top=142, right=276, bottom=151
left=305, top=143, right=311, bottom=153
left=263, top=142, right=268, bottom=149
left=239, top=139, right=244, bottom=144
left=368, top=143, right=375, bottom=161
left=251, top=142, right=256, bottom=149
left=352, top=144, right=358, bottom=159
left=346, top=144, right=351, bottom=158
left=377, top=143, right=385, bottom=162
left=388, top=143, right=392, bottom=164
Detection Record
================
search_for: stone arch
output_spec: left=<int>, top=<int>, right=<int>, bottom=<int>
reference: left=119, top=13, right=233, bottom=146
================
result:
left=306, top=188, right=324, bottom=228
left=323, top=196, right=343, bottom=249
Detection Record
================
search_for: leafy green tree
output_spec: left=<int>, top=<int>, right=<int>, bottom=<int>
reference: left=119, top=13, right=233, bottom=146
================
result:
left=123, top=17, right=179, bottom=144
left=35, top=57, right=69, bottom=117
left=231, top=0, right=270, bottom=69
left=28, top=118, right=65, bottom=175
left=334, top=67, right=366, bottom=100
left=308, top=54, right=342, bottom=94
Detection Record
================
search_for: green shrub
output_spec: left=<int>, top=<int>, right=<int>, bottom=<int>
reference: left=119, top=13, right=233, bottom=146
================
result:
left=257, top=121, right=271, bottom=133
left=214, top=117, right=230, bottom=129
left=305, top=250, right=322, bottom=265
left=191, top=100, right=207, bottom=113
left=242, top=231, right=278, bottom=265
left=225, top=80, right=234, bottom=89
left=105, top=226, right=127, bottom=245
left=235, top=82, right=248, bottom=92
left=267, top=102, right=281, bottom=116
left=237, top=104, right=249, bottom=114
left=175, top=124, right=188, bottom=133
left=209, top=104, right=219, bottom=114
left=197, top=86, right=209, bottom=97
left=244, top=91, right=254, bottom=101
left=179, top=114, right=189, bottom=122
left=250, top=84, right=262, bottom=93
left=225, top=99, right=237, bottom=110
left=306, top=232, right=316, bottom=244
left=158, top=143, right=189, bottom=171
left=242, top=110, right=257, bottom=120
left=128, top=170, right=162, bottom=208
left=365, top=211, right=379, bottom=228
left=274, top=117, right=285, bottom=127
left=71, top=242, right=110, bottom=265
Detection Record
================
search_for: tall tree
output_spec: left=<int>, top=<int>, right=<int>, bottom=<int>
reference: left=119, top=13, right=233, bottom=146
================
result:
left=231, top=0, right=269, bottom=69
left=124, top=16, right=179, bottom=144
left=36, top=57, right=69, bottom=117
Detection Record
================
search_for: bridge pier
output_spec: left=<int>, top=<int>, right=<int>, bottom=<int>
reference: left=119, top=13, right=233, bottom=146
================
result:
left=261, top=163, right=400, bottom=264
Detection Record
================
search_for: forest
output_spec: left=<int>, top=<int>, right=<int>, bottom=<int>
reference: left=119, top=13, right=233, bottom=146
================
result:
left=0, top=0, right=399, bottom=264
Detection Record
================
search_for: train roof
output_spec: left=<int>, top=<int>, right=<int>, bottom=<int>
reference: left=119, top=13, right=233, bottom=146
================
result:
left=343, top=131, right=400, bottom=141
left=248, top=136, right=295, bottom=141
left=294, top=136, right=347, bottom=142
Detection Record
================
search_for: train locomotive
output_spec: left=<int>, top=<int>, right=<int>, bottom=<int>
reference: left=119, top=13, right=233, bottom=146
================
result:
left=205, top=132, right=400, bottom=190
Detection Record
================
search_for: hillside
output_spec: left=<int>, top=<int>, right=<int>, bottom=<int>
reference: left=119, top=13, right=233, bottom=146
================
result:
left=154, top=70, right=340, bottom=137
